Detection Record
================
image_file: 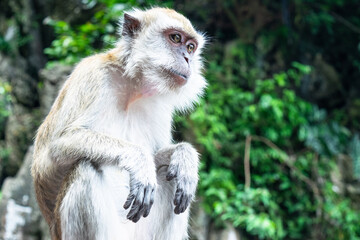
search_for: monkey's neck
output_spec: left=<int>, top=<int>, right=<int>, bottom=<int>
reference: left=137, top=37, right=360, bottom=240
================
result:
left=124, top=83, right=158, bottom=111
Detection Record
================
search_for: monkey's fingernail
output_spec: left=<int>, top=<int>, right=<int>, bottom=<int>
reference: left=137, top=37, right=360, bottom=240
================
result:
left=143, top=209, right=150, bottom=218
left=174, top=206, right=181, bottom=214
left=132, top=215, right=141, bottom=223
left=123, top=200, right=132, bottom=209
left=166, top=173, right=175, bottom=181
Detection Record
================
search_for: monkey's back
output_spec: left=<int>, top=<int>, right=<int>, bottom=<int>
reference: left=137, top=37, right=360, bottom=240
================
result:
left=32, top=54, right=111, bottom=224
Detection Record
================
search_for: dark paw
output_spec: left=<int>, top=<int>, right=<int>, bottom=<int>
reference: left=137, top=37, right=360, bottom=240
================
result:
left=173, top=188, right=192, bottom=214
left=167, top=169, right=197, bottom=214
left=123, top=183, right=155, bottom=222
left=165, top=143, right=199, bottom=214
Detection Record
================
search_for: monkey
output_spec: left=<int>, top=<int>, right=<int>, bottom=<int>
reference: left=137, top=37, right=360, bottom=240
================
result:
left=31, top=7, right=207, bottom=240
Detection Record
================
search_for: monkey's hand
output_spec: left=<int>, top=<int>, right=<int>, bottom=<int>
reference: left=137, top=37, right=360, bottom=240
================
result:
left=122, top=149, right=157, bottom=223
left=166, top=143, right=199, bottom=214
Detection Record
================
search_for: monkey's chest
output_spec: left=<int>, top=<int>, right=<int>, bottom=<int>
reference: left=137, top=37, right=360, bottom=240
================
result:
left=94, top=106, right=172, bottom=153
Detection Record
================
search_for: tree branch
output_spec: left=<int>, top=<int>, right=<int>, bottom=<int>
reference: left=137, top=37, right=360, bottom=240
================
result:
left=244, top=135, right=252, bottom=189
left=330, top=12, right=360, bottom=34
left=245, top=135, right=321, bottom=199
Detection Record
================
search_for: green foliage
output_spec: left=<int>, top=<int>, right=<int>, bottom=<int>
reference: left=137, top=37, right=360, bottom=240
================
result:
left=0, top=27, right=31, bottom=55
left=0, top=82, right=11, bottom=182
left=0, top=35, right=11, bottom=54
left=201, top=169, right=283, bottom=239
left=349, top=134, right=360, bottom=179
left=44, top=4, right=122, bottom=66
left=43, top=1, right=360, bottom=239
left=44, top=0, right=173, bottom=67
left=323, top=182, right=360, bottom=240
left=0, top=83, right=11, bottom=134
left=187, top=42, right=360, bottom=238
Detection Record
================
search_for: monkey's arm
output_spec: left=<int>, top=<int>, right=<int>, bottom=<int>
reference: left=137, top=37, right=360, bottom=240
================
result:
left=50, top=127, right=156, bottom=222
left=155, top=143, right=199, bottom=214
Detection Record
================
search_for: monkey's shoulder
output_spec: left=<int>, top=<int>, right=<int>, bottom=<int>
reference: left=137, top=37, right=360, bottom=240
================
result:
left=74, top=49, right=121, bottom=72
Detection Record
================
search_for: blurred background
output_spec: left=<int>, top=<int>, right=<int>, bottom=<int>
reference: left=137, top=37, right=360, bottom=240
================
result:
left=0, top=0, right=360, bottom=239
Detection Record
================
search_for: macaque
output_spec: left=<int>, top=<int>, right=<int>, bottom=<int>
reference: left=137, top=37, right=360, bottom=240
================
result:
left=32, top=7, right=206, bottom=240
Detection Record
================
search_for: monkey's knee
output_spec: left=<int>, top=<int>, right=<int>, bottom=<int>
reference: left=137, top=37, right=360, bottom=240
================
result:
left=55, top=162, right=104, bottom=239
left=56, top=162, right=132, bottom=240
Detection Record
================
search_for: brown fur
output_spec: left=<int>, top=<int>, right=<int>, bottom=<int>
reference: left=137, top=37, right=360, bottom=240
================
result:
left=143, top=8, right=198, bottom=37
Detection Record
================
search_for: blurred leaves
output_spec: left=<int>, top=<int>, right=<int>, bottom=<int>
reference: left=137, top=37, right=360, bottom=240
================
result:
left=0, top=82, right=11, bottom=134
left=42, top=0, right=360, bottom=239
left=349, top=134, right=360, bottom=179
left=189, top=42, right=360, bottom=238
left=43, top=0, right=174, bottom=67
left=43, top=5, right=122, bottom=66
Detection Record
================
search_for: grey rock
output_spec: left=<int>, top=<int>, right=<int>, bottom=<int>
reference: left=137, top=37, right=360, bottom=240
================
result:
left=4, top=105, right=37, bottom=177
left=190, top=200, right=211, bottom=240
left=209, top=224, right=241, bottom=240
left=0, top=54, right=39, bottom=178
left=301, top=54, right=344, bottom=107
left=0, top=54, right=38, bottom=108
left=39, top=64, right=72, bottom=116
left=0, top=146, right=50, bottom=240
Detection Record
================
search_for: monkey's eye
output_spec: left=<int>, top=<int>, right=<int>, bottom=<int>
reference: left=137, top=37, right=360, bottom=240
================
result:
left=187, top=43, right=195, bottom=53
left=170, top=33, right=182, bottom=43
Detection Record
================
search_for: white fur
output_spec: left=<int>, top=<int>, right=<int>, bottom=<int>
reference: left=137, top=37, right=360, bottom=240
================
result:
left=33, top=7, right=206, bottom=240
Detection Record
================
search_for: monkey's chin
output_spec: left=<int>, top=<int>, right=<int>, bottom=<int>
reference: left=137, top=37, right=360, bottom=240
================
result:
left=166, top=68, right=189, bottom=86
left=173, top=74, right=188, bottom=86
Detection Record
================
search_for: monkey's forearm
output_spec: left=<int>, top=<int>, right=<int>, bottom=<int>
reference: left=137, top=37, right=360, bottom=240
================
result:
left=154, top=144, right=177, bottom=169
left=155, top=142, right=199, bottom=214
left=50, top=127, right=151, bottom=171
left=154, top=143, right=199, bottom=168
left=48, top=127, right=157, bottom=223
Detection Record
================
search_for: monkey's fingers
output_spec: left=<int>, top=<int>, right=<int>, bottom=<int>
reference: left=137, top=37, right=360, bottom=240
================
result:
left=129, top=206, right=145, bottom=223
left=127, top=187, right=145, bottom=222
left=123, top=188, right=139, bottom=209
left=176, top=195, right=191, bottom=214
left=143, top=187, right=155, bottom=218
left=174, top=188, right=182, bottom=206
left=173, top=187, right=191, bottom=214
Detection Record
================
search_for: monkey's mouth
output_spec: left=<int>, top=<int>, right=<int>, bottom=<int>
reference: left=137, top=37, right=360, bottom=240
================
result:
left=170, top=69, right=188, bottom=80
left=163, top=68, right=189, bottom=86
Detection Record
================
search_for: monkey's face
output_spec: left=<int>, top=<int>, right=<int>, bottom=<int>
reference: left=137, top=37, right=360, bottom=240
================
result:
left=159, top=29, right=198, bottom=87
left=133, top=23, right=205, bottom=94
left=120, top=8, right=207, bottom=108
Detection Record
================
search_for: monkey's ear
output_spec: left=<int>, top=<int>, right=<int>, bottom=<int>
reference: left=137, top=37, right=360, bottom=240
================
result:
left=122, top=13, right=141, bottom=37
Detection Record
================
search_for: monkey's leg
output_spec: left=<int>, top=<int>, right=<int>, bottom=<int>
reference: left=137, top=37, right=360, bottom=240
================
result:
left=132, top=143, right=199, bottom=240
left=56, top=161, right=135, bottom=240
left=133, top=165, right=190, bottom=240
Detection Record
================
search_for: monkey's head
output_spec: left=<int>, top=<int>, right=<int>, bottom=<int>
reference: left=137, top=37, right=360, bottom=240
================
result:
left=118, top=8, right=207, bottom=109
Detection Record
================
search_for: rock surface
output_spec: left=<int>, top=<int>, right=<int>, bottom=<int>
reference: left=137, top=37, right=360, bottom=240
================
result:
left=38, top=64, right=72, bottom=116
left=0, top=54, right=39, bottom=178
left=0, top=147, right=50, bottom=240
left=0, top=63, right=70, bottom=240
